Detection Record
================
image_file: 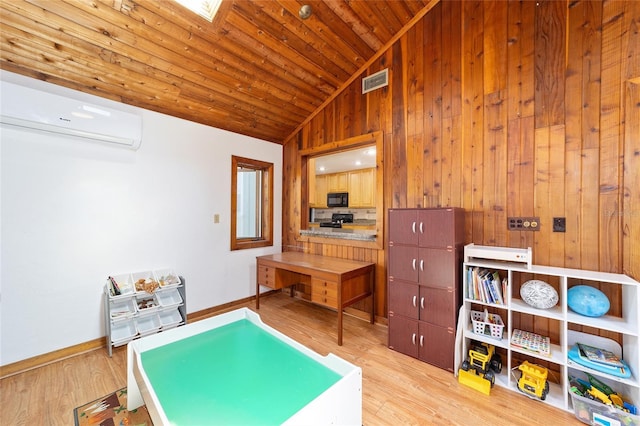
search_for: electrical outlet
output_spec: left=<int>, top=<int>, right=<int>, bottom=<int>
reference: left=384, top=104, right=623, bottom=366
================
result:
left=553, top=217, right=566, bottom=232
left=508, top=217, right=540, bottom=231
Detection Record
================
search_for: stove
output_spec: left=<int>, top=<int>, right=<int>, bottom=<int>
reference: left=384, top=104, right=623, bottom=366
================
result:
left=319, top=222, right=343, bottom=228
left=319, top=213, right=354, bottom=228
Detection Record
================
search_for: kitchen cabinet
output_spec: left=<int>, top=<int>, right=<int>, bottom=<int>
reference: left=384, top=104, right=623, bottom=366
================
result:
left=348, top=168, right=376, bottom=208
left=312, top=175, right=328, bottom=207
left=348, top=170, right=363, bottom=207
left=327, top=172, right=348, bottom=193
left=104, top=270, right=186, bottom=356
left=360, top=168, right=375, bottom=207
left=310, top=168, right=375, bottom=208
left=308, top=157, right=317, bottom=206
left=387, top=207, right=465, bottom=372
left=461, top=244, right=639, bottom=416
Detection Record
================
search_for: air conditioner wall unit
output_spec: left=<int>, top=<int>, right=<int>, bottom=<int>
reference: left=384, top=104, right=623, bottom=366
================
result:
left=1, top=81, right=142, bottom=150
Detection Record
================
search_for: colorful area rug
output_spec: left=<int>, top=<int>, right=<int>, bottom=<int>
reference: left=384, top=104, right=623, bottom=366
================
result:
left=73, top=387, right=152, bottom=426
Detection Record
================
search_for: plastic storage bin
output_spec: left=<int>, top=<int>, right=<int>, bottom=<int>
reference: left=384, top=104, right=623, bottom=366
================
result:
left=111, top=319, right=136, bottom=345
left=159, top=308, right=182, bottom=329
left=154, top=268, right=181, bottom=288
left=109, top=273, right=134, bottom=296
left=471, top=310, right=504, bottom=339
left=109, top=297, right=136, bottom=320
left=157, top=288, right=183, bottom=307
left=132, top=270, right=158, bottom=293
left=571, top=392, right=639, bottom=426
left=135, top=314, right=161, bottom=337
left=135, top=294, right=159, bottom=315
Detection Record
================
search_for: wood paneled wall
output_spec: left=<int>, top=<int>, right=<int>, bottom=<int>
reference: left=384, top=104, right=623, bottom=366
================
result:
left=282, top=0, right=640, bottom=322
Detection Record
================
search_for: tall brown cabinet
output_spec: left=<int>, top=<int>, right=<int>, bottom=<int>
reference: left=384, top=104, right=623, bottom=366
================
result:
left=387, top=208, right=465, bottom=372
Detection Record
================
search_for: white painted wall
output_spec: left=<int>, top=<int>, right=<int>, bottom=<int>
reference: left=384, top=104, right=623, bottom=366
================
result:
left=0, top=71, right=282, bottom=365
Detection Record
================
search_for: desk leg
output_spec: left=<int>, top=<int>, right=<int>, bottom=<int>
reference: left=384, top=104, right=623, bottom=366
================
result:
left=369, top=269, right=375, bottom=324
left=338, top=308, right=343, bottom=346
left=256, top=279, right=260, bottom=309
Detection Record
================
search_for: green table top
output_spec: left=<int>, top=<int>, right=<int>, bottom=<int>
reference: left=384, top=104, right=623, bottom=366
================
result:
left=140, top=319, right=342, bottom=425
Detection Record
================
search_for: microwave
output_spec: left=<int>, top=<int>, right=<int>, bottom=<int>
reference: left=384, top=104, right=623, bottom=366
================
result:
left=327, top=192, right=349, bottom=208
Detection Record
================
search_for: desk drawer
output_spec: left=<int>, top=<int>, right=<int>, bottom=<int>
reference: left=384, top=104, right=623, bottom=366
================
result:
left=258, top=266, right=276, bottom=288
left=311, top=278, right=337, bottom=308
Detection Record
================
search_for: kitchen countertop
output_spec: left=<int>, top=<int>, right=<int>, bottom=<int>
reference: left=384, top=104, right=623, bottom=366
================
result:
left=310, top=219, right=376, bottom=226
left=300, top=227, right=376, bottom=241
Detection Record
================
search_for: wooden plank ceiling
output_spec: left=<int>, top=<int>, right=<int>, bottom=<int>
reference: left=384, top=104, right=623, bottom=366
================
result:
left=0, top=0, right=433, bottom=143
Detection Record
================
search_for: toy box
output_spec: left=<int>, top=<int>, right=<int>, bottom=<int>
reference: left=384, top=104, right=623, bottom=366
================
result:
left=571, top=392, right=639, bottom=426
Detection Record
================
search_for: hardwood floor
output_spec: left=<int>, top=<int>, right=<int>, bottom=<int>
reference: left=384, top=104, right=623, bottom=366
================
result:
left=1, top=293, right=581, bottom=425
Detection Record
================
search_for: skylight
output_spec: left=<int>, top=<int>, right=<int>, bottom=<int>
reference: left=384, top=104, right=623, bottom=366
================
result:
left=174, top=0, right=222, bottom=22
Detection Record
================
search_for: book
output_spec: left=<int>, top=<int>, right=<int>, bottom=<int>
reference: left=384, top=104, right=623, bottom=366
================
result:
left=490, top=271, right=504, bottom=304
left=501, top=277, right=508, bottom=303
left=108, top=276, right=121, bottom=296
left=568, top=345, right=631, bottom=378
left=577, top=343, right=625, bottom=368
left=510, top=329, right=551, bottom=356
left=473, top=267, right=483, bottom=301
left=482, top=273, right=494, bottom=303
left=468, top=267, right=505, bottom=305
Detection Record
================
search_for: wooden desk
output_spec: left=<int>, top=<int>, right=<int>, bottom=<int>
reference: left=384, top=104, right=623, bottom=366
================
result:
left=256, top=252, right=375, bottom=345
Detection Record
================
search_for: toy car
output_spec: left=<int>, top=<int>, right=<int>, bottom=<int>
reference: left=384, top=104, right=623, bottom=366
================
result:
left=517, top=361, right=549, bottom=400
left=460, top=341, right=502, bottom=386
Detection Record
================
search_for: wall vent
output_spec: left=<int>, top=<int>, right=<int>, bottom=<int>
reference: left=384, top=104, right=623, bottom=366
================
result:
left=362, top=69, right=389, bottom=94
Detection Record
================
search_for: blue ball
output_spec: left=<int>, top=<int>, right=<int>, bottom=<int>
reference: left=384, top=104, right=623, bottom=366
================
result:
left=567, top=285, right=610, bottom=317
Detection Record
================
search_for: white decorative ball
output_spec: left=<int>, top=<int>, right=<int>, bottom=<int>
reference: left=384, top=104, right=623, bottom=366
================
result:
left=520, top=280, right=558, bottom=309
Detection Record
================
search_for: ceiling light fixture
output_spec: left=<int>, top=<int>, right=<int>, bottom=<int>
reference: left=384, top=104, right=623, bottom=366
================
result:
left=173, top=0, right=222, bottom=22
left=299, top=4, right=312, bottom=20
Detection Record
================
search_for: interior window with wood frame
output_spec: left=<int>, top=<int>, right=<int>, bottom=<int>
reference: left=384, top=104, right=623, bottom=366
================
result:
left=231, top=155, right=273, bottom=250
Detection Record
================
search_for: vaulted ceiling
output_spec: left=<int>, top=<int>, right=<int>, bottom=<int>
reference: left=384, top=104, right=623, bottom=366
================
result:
left=0, top=0, right=436, bottom=143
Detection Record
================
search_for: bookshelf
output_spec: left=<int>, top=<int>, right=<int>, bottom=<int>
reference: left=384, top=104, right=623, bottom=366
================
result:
left=460, top=244, right=639, bottom=418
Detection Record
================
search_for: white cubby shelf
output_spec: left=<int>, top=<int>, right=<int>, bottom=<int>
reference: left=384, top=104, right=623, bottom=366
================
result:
left=460, top=244, right=639, bottom=417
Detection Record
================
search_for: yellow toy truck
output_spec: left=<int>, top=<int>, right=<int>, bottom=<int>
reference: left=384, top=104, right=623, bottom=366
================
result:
left=517, top=361, right=550, bottom=400
left=458, top=342, right=502, bottom=394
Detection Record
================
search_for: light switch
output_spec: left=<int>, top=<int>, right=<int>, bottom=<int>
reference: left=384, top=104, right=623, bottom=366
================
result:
left=214, top=214, right=220, bottom=223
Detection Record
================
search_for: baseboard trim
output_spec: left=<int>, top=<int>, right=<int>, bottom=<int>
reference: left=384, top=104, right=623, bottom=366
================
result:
left=0, top=292, right=280, bottom=379
left=185, top=292, right=277, bottom=322
left=0, top=337, right=105, bottom=379
left=0, top=290, right=380, bottom=379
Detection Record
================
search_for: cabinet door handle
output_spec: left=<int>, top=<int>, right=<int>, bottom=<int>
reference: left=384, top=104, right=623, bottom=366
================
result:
left=412, top=259, right=417, bottom=270
left=420, top=222, right=424, bottom=234
left=420, top=335, right=424, bottom=347
left=420, top=259, right=424, bottom=271
left=412, top=295, right=417, bottom=307
left=412, top=221, right=416, bottom=234
left=420, top=297, right=425, bottom=309
left=412, top=333, right=417, bottom=345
